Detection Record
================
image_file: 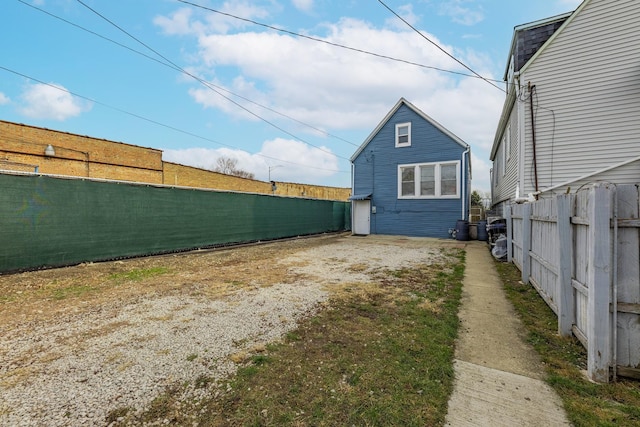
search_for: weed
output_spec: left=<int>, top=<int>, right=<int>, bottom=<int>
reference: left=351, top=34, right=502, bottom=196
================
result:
left=105, top=407, right=130, bottom=424
left=51, top=284, right=93, bottom=300
left=186, top=354, right=198, bottom=362
left=193, top=248, right=465, bottom=426
left=495, top=261, right=640, bottom=427
left=194, top=374, right=213, bottom=389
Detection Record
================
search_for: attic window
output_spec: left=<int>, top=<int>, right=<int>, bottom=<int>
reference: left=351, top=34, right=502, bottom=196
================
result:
left=395, top=122, right=411, bottom=147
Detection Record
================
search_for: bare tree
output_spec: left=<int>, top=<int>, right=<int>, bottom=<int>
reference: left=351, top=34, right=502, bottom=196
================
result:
left=213, top=156, right=255, bottom=179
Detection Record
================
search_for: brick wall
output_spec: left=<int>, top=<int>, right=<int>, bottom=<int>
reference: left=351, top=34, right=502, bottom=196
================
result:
left=163, top=162, right=272, bottom=194
left=0, top=121, right=163, bottom=183
left=276, top=182, right=351, bottom=201
left=0, top=120, right=350, bottom=201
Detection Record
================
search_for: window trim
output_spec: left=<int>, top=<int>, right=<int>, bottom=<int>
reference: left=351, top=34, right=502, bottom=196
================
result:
left=395, top=122, right=411, bottom=147
left=506, top=124, right=511, bottom=161
left=397, top=161, right=460, bottom=199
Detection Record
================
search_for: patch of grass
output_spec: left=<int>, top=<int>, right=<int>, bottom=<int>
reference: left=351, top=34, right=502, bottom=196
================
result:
left=495, top=261, right=640, bottom=427
left=186, top=353, right=198, bottom=362
left=111, top=247, right=465, bottom=427
left=51, top=284, right=94, bottom=300
left=108, top=267, right=170, bottom=282
left=192, top=248, right=465, bottom=426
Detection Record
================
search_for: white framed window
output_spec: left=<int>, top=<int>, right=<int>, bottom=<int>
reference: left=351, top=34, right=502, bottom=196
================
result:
left=398, top=161, right=460, bottom=199
left=506, top=124, right=511, bottom=160
left=395, top=122, right=411, bottom=147
left=502, top=137, right=507, bottom=176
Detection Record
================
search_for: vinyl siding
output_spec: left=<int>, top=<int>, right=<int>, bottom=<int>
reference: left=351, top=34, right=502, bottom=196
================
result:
left=520, top=0, right=640, bottom=196
left=353, top=103, right=467, bottom=238
left=492, top=103, right=520, bottom=204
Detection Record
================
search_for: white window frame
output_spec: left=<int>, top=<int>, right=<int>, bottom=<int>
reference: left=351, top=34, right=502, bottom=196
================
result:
left=502, top=137, right=507, bottom=176
left=506, top=124, right=511, bottom=161
left=395, top=122, right=411, bottom=147
left=397, top=161, right=460, bottom=199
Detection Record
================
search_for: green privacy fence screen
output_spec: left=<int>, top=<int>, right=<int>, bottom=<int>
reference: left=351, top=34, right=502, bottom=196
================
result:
left=1, top=173, right=351, bottom=273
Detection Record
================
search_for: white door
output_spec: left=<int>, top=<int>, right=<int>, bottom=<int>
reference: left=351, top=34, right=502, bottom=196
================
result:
left=353, top=200, right=370, bottom=235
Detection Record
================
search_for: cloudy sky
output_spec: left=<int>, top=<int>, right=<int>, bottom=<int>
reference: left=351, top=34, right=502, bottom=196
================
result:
left=1, top=0, right=582, bottom=192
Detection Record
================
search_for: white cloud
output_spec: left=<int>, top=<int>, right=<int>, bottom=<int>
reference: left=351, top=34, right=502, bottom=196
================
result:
left=470, top=151, right=491, bottom=194
left=154, top=3, right=271, bottom=36
left=291, top=0, right=314, bottom=13
left=188, top=18, right=474, bottom=130
left=156, top=9, right=503, bottom=189
left=439, top=0, right=484, bottom=26
left=163, top=138, right=339, bottom=184
left=18, top=83, right=92, bottom=121
left=384, top=4, right=420, bottom=30
left=0, top=92, right=9, bottom=105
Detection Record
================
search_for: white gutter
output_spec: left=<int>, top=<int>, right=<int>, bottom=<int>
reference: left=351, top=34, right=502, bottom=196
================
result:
left=461, top=147, right=470, bottom=220
left=535, top=154, right=640, bottom=195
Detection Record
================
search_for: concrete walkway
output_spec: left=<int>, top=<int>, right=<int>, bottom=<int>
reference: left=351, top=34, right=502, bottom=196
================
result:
left=445, top=241, right=571, bottom=426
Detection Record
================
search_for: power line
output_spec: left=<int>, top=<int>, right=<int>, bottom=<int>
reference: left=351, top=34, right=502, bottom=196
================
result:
left=16, top=0, right=358, bottom=148
left=0, top=65, right=348, bottom=174
left=377, top=0, right=506, bottom=93
left=74, top=0, right=350, bottom=160
left=177, top=0, right=505, bottom=84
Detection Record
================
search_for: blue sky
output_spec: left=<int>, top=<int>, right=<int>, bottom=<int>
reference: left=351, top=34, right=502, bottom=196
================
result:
left=0, top=0, right=582, bottom=192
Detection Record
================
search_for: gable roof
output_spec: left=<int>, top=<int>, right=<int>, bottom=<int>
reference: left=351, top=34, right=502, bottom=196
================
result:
left=502, top=12, right=573, bottom=81
left=350, top=97, right=468, bottom=162
left=491, top=1, right=589, bottom=160
left=518, top=0, right=590, bottom=75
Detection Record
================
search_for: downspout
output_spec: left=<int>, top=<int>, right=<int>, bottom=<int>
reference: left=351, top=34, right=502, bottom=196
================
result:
left=461, top=147, right=470, bottom=220
left=351, top=162, right=355, bottom=234
left=528, top=83, right=539, bottom=197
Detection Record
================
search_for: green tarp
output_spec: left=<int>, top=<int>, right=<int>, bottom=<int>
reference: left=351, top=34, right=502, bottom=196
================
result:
left=0, top=174, right=351, bottom=272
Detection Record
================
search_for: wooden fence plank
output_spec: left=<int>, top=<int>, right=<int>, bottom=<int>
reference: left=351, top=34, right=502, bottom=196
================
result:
left=522, top=203, right=532, bottom=285
left=587, top=184, right=612, bottom=383
left=506, top=204, right=513, bottom=263
left=615, top=185, right=640, bottom=369
left=557, top=194, right=574, bottom=337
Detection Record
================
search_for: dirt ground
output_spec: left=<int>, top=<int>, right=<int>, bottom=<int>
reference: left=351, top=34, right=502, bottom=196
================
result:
left=0, top=233, right=460, bottom=426
left=0, top=235, right=329, bottom=328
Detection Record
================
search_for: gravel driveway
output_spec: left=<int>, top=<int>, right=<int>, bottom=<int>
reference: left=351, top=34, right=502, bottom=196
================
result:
left=0, top=234, right=452, bottom=426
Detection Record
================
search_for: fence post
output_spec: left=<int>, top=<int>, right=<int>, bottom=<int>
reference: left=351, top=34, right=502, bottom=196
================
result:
left=556, top=193, right=574, bottom=337
left=505, top=203, right=513, bottom=263
left=522, top=202, right=532, bottom=285
left=587, top=184, right=612, bottom=383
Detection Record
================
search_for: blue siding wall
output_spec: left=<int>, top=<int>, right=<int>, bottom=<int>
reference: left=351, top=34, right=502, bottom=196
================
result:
left=353, top=104, right=468, bottom=238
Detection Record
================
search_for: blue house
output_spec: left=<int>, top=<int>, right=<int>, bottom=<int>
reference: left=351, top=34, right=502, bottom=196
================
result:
left=350, top=98, right=471, bottom=238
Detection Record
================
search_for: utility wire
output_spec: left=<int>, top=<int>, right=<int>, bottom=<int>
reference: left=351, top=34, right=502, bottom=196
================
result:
left=0, top=65, right=347, bottom=173
left=74, top=0, right=350, bottom=160
left=377, top=0, right=505, bottom=93
left=16, top=0, right=357, bottom=148
left=177, top=0, right=505, bottom=84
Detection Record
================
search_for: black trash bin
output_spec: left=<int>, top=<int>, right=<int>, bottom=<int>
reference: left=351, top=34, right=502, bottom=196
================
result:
left=477, top=219, right=488, bottom=241
left=455, top=220, right=469, bottom=241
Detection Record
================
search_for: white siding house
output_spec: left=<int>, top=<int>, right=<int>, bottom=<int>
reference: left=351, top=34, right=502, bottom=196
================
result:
left=490, top=0, right=640, bottom=213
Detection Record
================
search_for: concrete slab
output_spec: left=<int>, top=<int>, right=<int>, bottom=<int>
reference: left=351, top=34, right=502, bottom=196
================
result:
left=445, top=360, right=570, bottom=426
left=445, top=242, right=571, bottom=426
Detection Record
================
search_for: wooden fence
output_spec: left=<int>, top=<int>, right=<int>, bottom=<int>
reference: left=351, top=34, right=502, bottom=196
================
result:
left=505, top=183, right=640, bottom=382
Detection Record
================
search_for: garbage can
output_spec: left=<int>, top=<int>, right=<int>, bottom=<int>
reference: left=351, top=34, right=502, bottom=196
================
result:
left=455, top=220, right=469, bottom=241
left=477, top=219, right=488, bottom=241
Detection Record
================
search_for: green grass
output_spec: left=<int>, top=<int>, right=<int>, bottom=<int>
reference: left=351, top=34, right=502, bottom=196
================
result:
left=50, top=284, right=94, bottom=300
left=495, top=261, right=640, bottom=427
left=114, top=248, right=465, bottom=427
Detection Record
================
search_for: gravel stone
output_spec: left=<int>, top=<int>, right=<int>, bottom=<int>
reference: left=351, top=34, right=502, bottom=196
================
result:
left=0, top=235, right=446, bottom=426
